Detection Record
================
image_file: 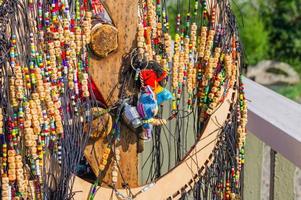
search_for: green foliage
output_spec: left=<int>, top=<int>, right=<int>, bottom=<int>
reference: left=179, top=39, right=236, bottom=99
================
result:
left=233, top=2, right=269, bottom=65
left=272, top=83, right=301, bottom=101
left=167, top=0, right=203, bottom=39
left=259, top=0, right=301, bottom=74
left=234, top=0, right=301, bottom=100
left=167, top=5, right=177, bottom=38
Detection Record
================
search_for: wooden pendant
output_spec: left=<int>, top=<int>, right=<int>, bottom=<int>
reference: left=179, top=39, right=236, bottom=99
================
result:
left=84, top=108, right=113, bottom=176
left=90, top=23, right=118, bottom=58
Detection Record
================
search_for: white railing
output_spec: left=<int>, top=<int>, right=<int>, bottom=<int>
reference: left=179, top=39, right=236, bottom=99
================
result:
left=244, top=77, right=301, bottom=168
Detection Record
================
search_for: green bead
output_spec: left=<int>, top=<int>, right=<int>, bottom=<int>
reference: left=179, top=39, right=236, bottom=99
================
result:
left=205, top=86, right=210, bottom=93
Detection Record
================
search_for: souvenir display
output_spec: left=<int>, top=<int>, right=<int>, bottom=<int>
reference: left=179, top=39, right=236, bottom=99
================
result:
left=0, top=0, right=247, bottom=199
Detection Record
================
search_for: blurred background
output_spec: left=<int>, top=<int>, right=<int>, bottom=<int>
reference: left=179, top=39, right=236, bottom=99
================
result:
left=232, top=0, right=301, bottom=102
left=166, top=0, right=301, bottom=199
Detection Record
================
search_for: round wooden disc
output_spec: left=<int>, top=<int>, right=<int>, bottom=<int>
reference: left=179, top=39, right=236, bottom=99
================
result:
left=90, top=23, right=118, bottom=58
left=84, top=107, right=113, bottom=176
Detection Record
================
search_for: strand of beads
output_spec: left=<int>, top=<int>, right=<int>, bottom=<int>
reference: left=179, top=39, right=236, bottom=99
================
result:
left=201, top=0, right=208, bottom=22
left=137, top=24, right=146, bottom=60
left=7, top=150, right=16, bottom=182
left=170, top=1, right=183, bottom=110
left=187, top=63, right=194, bottom=111
left=146, top=0, right=157, bottom=43
left=229, top=37, right=239, bottom=88
left=144, top=0, right=156, bottom=60
left=198, top=26, right=207, bottom=59
left=172, top=50, right=180, bottom=89
left=98, top=145, right=111, bottom=172
left=82, top=72, right=90, bottom=98
left=5, top=37, right=25, bottom=199
left=156, top=22, right=163, bottom=63
left=89, top=145, right=111, bottom=200
left=206, top=71, right=225, bottom=115
left=224, top=54, right=233, bottom=80
left=83, top=11, right=92, bottom=45
left=183, top=37, right=190, bottom=83
left=144, top=27, right=153, bottom=61
left=181, top=11, right=191, bottom=86
left=17, top=32, right=44, bottom=198
left=162, top=3, right=171, bottom=63
left=162, top=32, right=171, bottom=69
left=9, top=78, right=17, bottom=109
left=186, top=23, right=198, bottom=110
left=27, top=37, right=43, bottom=188
left=80, top=11, right=91, bottom=99
left=203, top=29, right=215, bottom=62
left=15, top=154, right=25, bottom=197
left=32, top=92, right=44, bottom=180
left=177, top=51, right=185, bottom=97
left=190, top=23, right=198, bottom=53
left=28, top=180, right=36, bottom=199
left=237, top=76, right=247, bottom=163
left=0, top=108, right=3, bottom=138
left=1, top=176, right=10, bottom=200
left=172, top=37, right=180, bottom=110
left=1, top=109, right=8, bottom=199
left=28, top=100, right=39, bottom=171
left=111, top=147, right=120, bottom=185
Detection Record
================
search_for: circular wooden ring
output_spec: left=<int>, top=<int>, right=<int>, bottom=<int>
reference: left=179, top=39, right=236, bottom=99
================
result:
left=72, top=88, right=235, bottom=200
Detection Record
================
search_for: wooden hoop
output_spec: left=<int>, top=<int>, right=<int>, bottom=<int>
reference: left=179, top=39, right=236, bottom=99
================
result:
left=72, top=88, right=235, bottom=200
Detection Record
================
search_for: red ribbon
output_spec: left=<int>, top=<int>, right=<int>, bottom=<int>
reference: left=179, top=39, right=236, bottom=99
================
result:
left=89, top=78, right=107, bottom=107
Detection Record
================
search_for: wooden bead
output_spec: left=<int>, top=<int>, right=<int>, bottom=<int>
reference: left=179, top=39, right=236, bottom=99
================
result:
left=25, top=140, right=33, bottom=147
left=115, top=148, right=120, bottom=155
left=8, top=150, right=16, bottom=157
left=2, top=177, right=9, bottom=184
left=8, top=169, right=16, bottom=176
left=112, top=170, right=118, bottom=177
left=82, top=85, right=88, bottom=91
left=137, top=41, right=144, bottom=48
left=112, top=176, right=118, bottom=183
left=102, top=153, right=109, bottom=160
left=15, top=155, right=22, bottom=163
left=209, top=103, right=217, bottom=109
left=206, top=108, right=213, bottom=115
left=8, top=156, right=15, bottom=163
left=2, top=190, right=9, bottom=197
left=102, top=159, right=107, bottom=165
left=83, top=91, right=90, bottom=97
left=99, top=164, right=105, bottom=171
left=211, top=87, right=218, bottom=93
left=16, top=161, right=23, bottom=168
left=208, top=93, right=215, bottom=99
left=9, top=162, right=16, bottom=169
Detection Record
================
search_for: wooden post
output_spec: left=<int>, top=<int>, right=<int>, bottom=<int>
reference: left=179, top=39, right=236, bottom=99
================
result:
left=87, top=0, right=139, bottom=188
